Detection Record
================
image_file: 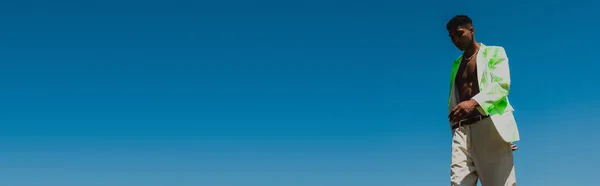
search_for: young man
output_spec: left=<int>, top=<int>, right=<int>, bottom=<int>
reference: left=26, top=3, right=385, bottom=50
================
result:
left=446, top=15, right=520, bottom=186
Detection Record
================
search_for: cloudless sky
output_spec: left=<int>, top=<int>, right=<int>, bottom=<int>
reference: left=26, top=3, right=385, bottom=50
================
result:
left=1, top=0, right=599, bottom=185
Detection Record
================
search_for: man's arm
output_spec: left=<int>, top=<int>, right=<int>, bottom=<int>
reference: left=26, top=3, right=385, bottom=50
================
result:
left=472, top=46, right=511, bottom=115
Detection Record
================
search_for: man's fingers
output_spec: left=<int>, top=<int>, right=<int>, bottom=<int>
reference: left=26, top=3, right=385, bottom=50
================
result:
left=511, top=144, right=518, bottom=151
left=449, top=105, right=468, bottom=124
left=455, top=109, right=464, bottom=118
left=449, top=110, right=456, bottom=118
left=450, top=105, right=460, bottom=113
left=449, top=109, right=461, bottom=122
left=452, top=107, right=462, bottom=116
left=449, top=109, right=458, bottom=119
left=450, top=113, right=462, bottom=123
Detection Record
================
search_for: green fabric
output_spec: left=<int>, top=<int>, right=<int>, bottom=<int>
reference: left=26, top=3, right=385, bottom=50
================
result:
left=448, top=44, right=511, bottom=116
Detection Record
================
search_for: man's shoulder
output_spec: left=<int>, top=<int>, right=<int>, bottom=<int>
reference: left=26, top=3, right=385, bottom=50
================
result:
left=483, top=44, right=504, bottom=49
left=481, top=45, right=507, bottom=57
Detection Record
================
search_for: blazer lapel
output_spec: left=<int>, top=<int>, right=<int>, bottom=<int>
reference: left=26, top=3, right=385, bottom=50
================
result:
left=475, top=43, right=487, bottom=90
left=448, top=56, right=461, bottom=107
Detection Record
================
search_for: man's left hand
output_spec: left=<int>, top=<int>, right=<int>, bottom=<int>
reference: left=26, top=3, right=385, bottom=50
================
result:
left=449, top=99, right=479, bottom=123
left=511, top=143, right=518, bottom=151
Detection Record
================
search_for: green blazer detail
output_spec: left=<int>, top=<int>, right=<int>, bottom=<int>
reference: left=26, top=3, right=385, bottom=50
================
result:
left=448, top=43, right=520, bottom=143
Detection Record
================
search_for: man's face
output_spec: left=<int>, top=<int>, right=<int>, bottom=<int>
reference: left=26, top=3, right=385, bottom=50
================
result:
left=448, top=25, right=474, bottom=51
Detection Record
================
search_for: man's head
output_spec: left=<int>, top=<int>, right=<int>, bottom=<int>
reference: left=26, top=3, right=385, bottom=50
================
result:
left=446, top=15, right=475, bottom=51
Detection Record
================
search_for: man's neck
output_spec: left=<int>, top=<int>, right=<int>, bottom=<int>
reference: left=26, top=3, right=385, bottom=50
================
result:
left=463, top=42, right=480, bottom=58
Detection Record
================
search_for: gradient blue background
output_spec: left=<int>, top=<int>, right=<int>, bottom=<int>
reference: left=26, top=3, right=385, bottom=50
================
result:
left=1, top=0, right=599, bottom=185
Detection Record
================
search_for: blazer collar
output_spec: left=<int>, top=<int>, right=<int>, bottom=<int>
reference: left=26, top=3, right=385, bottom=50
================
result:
left=475, top=43, right=487, bottom=87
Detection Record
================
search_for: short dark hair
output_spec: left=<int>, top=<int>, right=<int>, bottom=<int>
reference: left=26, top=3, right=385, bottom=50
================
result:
left=446, top=15, right=473, bottom=30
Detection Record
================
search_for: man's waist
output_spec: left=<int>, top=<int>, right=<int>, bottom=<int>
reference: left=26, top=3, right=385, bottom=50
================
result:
left=451, top=114, right=490, bottom=130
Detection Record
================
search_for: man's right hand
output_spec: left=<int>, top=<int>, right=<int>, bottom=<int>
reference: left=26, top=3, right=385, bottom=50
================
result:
left=448, top=99, right=479, bottom=123
left=511, top=143, right=518, bottom=151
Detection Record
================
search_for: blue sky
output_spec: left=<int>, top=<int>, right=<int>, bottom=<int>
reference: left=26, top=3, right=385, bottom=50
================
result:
left=1, top=0, right=599, bottom=185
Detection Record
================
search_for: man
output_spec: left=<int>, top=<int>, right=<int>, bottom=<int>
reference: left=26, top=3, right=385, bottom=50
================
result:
left=446, top=15, right=520, bottom=186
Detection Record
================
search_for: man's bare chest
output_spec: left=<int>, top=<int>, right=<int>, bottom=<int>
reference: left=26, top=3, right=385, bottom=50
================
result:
left=454, top=58, right=480, bottom=102
left=456, top=59, right=478, bottom=84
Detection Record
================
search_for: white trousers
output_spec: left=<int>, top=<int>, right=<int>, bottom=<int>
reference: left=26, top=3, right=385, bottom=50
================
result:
left=450, top=117, right=517, bottom=186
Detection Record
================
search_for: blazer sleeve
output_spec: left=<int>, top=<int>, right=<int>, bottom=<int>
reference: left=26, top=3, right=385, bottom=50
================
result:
left=472, top=47, right=511, bottom=115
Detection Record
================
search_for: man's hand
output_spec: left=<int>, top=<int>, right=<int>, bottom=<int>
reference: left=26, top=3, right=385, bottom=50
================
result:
left=511, top=143, right=518, bottom=151
left=449, top=99, right=479, bottom=123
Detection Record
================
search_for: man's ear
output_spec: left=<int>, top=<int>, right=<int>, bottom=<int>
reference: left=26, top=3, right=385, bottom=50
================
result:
left=469, top=27, right=475, bottom=34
